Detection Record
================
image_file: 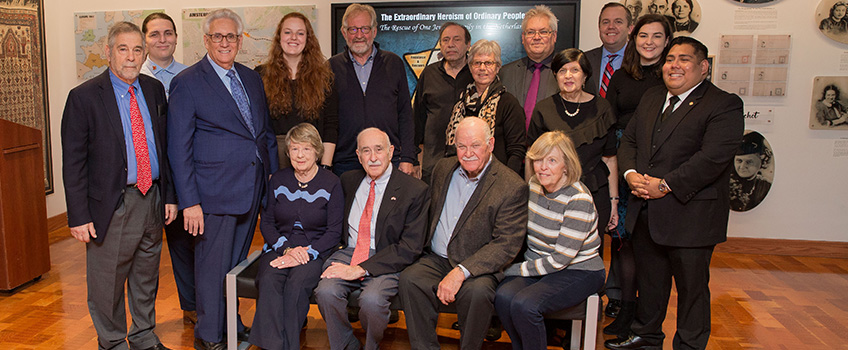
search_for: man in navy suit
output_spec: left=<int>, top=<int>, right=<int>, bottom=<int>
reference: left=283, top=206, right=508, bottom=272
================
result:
left=167, top=8, right=278, bottom=350
left=62, top=21, right=176, bottom=350
left=607, top=36, right=743, bottom=350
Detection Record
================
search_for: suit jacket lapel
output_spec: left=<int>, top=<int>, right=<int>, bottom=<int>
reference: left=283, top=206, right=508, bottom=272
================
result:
left=652, top=82, right=709, bottom=154
left=342, top=170, right=365, bottom=247
left=97, top=71, right=127, bottom=164
left=428, top=160, right=460, bottom=239
left=236, top=64, right=262, bottom=134
left=449, top=160, right=498, bottom=245
left=200, top=57, right=254, bottom=137
left=139, top=78, right=164, bottom=159
left=375, top=168, right=402, bottom=245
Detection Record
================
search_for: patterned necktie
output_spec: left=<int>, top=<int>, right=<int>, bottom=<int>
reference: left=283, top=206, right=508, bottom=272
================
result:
left=226, top=69, right=256, bottom=136
left=661, top=95, right=680, bottom=122
left=600, top=54, right=618, bottom=98
left=351, top=180, right=376, bottom=266
left=523, top=62, right=543, bottom=130
left=128, top=86, right=152, bottom=195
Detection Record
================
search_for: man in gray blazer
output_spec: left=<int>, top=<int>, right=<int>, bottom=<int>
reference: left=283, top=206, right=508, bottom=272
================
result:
left=399, top=117, right=528, bottom=350
left=499, top=5, right=560, bottom=130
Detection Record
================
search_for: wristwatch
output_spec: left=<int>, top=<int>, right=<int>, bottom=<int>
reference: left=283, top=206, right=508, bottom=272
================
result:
left=658, top=179, right=671, bottom=194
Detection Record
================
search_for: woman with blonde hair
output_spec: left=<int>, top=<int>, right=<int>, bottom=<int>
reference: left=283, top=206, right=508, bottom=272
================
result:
left=494, top=131, right=605, bottom=350
left=256, top=12, right=337, bottom=168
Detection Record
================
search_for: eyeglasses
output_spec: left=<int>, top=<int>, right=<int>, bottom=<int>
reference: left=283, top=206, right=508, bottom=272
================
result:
left=345, top=26, right=372, bottom=35
left=471, top=61, right=498, bottom=68
left=206, top=33, right=240, bottom=43
left=524, top=30, right=553, bottom=38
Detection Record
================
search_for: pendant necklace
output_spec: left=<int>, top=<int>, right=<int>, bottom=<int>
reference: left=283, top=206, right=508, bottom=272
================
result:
left=560, top=95, right=581, bottom=117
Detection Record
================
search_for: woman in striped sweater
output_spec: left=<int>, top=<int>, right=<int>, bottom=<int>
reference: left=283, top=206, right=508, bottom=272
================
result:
left=494, top=130, right=606, bottom=350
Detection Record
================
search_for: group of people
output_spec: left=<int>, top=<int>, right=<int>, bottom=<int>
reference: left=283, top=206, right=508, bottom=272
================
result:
left=60, top=2, right=744, bottom=350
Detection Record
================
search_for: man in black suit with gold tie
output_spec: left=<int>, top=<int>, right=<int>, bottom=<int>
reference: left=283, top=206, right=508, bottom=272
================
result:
left=61, top=22, right=176, bottom=350
left=607, top=36, right=743, bottom=350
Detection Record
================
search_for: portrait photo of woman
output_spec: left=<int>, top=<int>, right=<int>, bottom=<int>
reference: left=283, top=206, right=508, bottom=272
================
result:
left=817, top=0, right=848, bottom=43
left=810, top=77, right=848, bottom=130
left=730, top=131, right=774, bottom=212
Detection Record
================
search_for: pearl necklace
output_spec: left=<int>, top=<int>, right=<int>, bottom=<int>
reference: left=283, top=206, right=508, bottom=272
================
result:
left=559, top=94, right=581, bottom=117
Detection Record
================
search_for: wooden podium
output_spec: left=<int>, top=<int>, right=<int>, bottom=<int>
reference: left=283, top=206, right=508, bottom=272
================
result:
left=0, top=118, right=50, bottom=291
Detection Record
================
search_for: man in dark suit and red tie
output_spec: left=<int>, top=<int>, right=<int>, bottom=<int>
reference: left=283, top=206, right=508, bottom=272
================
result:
left=606, top=36, right=744, bottom=350
left=314, top=127, right=429, bottom=350
left=167, top=8, right=278, bottom=350
left=584, top=2, right=633, bottom=97
left=61, top=21, right=176, bottom=350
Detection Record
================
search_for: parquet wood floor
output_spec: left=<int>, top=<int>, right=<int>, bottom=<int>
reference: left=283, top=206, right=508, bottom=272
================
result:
left=1, top=227, right=846, bottom=349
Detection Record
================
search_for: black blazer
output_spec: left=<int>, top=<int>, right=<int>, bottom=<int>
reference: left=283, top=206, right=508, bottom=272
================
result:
left=618, top=80, right=744, bottom=247
left=583, top=46, right=604, bottom=96
left=340, top=167, right=430, bottom=276
left=61, top=70, right=175, bottom=243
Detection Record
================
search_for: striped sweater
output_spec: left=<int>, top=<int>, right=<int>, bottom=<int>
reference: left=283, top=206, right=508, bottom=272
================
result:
left=504, top=178, right=605, bottom=277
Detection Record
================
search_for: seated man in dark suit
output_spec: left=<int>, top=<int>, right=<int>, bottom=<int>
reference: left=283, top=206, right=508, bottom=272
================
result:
left=61, top=21, right=176, bottom=350
left=399, top=117, right=528, bottom=350
left=314, top=127, right=429, bottom=350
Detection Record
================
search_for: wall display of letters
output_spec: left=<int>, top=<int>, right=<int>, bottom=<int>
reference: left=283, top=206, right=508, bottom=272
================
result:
left=717, top=34, right=790, bottom=97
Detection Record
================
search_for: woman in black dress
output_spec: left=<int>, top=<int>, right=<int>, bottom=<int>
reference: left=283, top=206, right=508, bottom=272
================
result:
left=603, top=14, right=673, bottom=337
left=528, top=48, right=620, bottom=251
left=255, top=12, right=337, bottom=168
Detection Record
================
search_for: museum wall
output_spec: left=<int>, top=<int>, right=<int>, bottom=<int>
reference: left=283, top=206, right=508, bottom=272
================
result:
left=42, top=0, right=848, bottom=242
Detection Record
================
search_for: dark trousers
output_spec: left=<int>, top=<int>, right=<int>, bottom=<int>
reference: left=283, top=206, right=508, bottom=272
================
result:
left=314, top=247, right=400, bottom=350
left=248, top=251, right=323, bottom=350
left=631, top=208, right=715, bottom=350
left=164, top=211, right=195, bottom=311
left=494, top=269, right=605, bottom=350
left=87, top=183, right=163, bottom=350
left=194, top=166, right=263, bottom=343
left=399, top=253, right=498, bottom=350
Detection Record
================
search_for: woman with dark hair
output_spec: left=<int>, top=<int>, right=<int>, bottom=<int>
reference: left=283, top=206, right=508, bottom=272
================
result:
left=248, top=123, right=344, bottom=350
left=820, top=1, right=848, bottom=35
left=494, top=131, right=605, bottom=350
left=816, top=84, right=848, bottom=126
left=668, top=0, right=698, bottom=33
left=445, top=39, right=526, bottom=174
left=528, top=48, right=619, bottom=248
left=730, top=132, right=773, bottom=212
left=601, top=14, right=672, bottom=337
left=256, top=12, right=338, bottom=168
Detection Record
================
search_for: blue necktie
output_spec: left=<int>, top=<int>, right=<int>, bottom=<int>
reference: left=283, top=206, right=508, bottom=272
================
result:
left=226, top=69, right=256, bottom=136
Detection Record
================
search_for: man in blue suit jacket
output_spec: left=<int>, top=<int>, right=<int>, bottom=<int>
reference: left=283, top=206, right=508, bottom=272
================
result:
left=167, top=9, right=278, bottom=350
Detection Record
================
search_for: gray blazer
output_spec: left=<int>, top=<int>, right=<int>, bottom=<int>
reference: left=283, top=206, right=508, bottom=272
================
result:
left=426, top=157, right=528, bottom=277
left=499, top=57, right=560, bottom=108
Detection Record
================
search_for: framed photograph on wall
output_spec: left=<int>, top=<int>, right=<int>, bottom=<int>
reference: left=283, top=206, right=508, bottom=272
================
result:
left=0, top=0, right=52, bottom=193
left=810, top=76, right=848, bottom=130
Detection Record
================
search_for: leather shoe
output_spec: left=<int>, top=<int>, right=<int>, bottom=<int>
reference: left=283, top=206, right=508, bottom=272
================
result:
left=133, top=343, right=171, bottom=350
left=183, top=310, right=197, bottom=325
left=604, top=334, right=661, bottom=350
left=194, top=337, right=226, bottom=350
left=238, top=327, right=251, bottom=342
left=605, top=298, right=622, bottom=318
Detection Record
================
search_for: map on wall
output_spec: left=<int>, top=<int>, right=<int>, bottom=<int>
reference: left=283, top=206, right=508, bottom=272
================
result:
left=181, top=5, right=316, bottom=69
left=74, top=9, right=162, bottom=81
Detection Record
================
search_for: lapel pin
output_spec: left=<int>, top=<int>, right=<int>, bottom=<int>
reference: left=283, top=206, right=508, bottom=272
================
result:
left=689, top=101, right=694, bottom=106
left=390, top=196, right=397, bottom=201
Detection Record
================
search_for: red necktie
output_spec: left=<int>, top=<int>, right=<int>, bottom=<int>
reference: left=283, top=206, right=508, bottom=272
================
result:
left=524, top=62, right=543, bottom=131
left=600, top=54, right=618, bottom=98
left=351, top=180, right=376, bottom=266
left=129, top=86, right=152, bottom=195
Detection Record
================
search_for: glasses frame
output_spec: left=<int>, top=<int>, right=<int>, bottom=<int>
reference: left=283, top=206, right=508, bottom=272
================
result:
left=345, top=26, right=373, bottom=35
left=206, top=33, right=240, bottom=43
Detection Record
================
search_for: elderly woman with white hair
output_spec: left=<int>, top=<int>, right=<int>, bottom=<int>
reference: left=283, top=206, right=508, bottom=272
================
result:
left=445, top=39, right=526, bottom=175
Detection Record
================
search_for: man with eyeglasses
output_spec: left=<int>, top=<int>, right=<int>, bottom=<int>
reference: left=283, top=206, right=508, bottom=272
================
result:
left=138, top=12, right=198, bottom=328
left=328, top=3, right=415, bottom=179
left=499, top=5, right=560, bottom=132
left=413, top=22, right=473, bottom=184
left=168, top=8, right=278, bottom=350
